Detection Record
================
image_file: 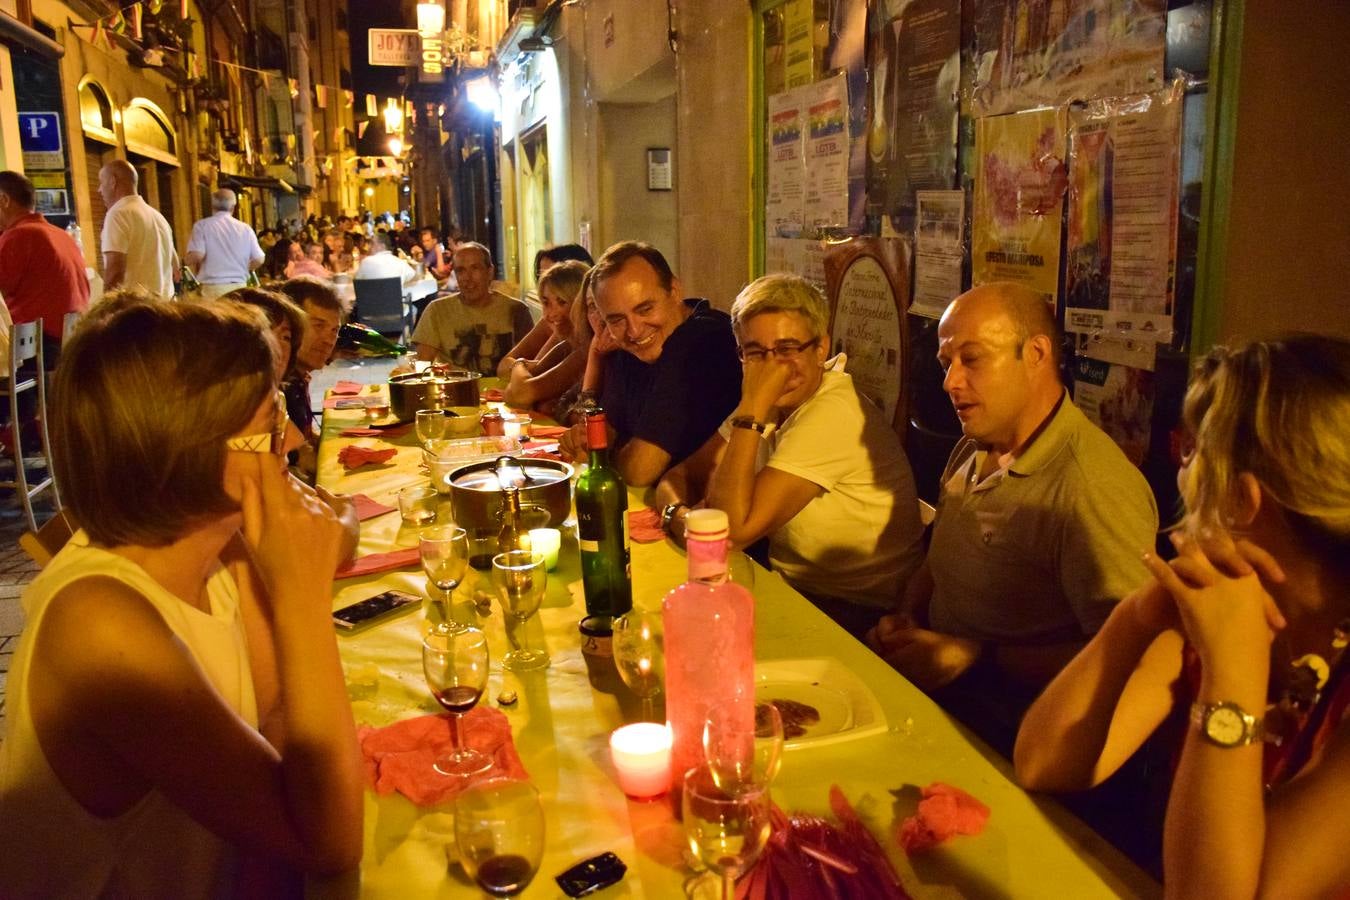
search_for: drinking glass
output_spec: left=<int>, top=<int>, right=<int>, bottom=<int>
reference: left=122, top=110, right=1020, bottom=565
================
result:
left=490, top=551, right=549, bottom=671
left=613, top=610, right=664, bottom=722
left=416, top=408, right=450, bottom=447
left=422, top=626, right=492, bottom=776
left=702, top=702, right=785, bottom=795
left=399, top=485, right=439, bottom=527
left=682, top=765, right=772, bottom=900
left=454, top=779, right=545, bottom=897
left=420, top=525, right=469, bottom=632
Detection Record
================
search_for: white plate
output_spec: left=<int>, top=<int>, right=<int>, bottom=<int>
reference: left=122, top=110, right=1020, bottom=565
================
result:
left=754, top=657, right=888, bottom=749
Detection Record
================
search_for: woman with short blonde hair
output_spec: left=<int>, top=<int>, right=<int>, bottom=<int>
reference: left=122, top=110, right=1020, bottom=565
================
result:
left=499, top=259, right=594, bottom=411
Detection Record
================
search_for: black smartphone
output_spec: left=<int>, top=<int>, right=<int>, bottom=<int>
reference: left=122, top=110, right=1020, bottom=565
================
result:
left=332, top=589, right=421, bottom=633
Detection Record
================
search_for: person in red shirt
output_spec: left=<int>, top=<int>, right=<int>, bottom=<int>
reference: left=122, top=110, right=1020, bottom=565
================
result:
left=0, top=171, right=90, bottom=362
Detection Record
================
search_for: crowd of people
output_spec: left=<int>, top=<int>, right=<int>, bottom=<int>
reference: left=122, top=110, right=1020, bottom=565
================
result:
left=0, top=163, right=1346, bottom=897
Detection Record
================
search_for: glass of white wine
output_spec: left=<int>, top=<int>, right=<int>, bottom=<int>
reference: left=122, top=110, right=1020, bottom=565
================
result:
left=613, top=610, right=664, bottom=722
left=454, top=779, right=545, bottom=897
left=490, top=551, right=550, bottom=671
left=416, top=408, right=450, bottom=447
left=702, top=702, right=785, bottom=795
left=420, top=525, right=469, bottom=632
left=682, top=765, right=772, bottom=900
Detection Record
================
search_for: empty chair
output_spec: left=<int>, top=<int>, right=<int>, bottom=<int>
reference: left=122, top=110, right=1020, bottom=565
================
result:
left=0, top=319, right=59, bottom=531
left=353, top=276, right=409, bottom=341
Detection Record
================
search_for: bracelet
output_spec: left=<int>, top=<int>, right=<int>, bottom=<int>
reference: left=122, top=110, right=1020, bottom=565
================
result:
left=660, top=503, right=688, bottom=536
left=730, top=415, right=776, bottom=438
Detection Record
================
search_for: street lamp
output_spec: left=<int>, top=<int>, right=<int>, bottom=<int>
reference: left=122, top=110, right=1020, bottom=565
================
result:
left=383, top=98, right=404, bottom=135
left=416, top=1, right=445, bottom=36
left=388, top=137, right=404, bottom=157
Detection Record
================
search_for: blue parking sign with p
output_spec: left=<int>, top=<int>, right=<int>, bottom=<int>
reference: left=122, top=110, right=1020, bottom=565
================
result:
left=19, top=113, right=62, bottom=152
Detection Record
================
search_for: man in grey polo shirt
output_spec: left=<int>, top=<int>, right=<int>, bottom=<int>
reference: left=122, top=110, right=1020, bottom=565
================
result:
left=868, top=282, right=1157, bottom=754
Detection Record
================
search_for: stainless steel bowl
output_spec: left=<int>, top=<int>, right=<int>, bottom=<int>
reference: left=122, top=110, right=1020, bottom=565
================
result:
left=446, top=458, right=574, bottom=531
left=388, top=370, right=480, bottom=421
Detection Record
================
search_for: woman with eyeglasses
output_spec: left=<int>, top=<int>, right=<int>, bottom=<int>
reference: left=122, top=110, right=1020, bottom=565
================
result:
left=0, top=299, right=363, bottom=896
left=1015, top=335, right=1350, bottom=896
left=655, top=273, right=926, bottom=638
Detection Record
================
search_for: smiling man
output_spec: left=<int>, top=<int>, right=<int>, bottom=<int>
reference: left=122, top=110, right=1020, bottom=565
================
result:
left=412, top=242, right=531, bottom=372
left=561, top=241, right=741, bottom=487
left=867, top=281, right=1157, bottom=755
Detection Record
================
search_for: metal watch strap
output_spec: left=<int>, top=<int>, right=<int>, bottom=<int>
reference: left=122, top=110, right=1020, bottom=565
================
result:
left=1190, top=700, right=1265, bottom=747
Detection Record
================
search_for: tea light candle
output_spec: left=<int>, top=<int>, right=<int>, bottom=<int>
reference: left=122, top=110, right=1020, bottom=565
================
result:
left=529, top=528, right=561, bottom=570
left=502, top=413, right=532, bottom=438
left=609, top=723, right=673, bottom=799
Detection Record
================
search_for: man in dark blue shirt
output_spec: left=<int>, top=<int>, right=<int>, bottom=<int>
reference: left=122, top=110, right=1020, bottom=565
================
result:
left=560, top=241, right=741, bottom=486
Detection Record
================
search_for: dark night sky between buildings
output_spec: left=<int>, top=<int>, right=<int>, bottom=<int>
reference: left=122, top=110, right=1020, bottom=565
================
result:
left=346, top=0, right=406, bottom=101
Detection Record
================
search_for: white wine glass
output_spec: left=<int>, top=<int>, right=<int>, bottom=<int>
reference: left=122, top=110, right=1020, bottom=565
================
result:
left=613, top=610, right=664, bottom=722
left=490, top=551, right=550, bottom=671
left=454, top=779, right=545, bottom=897
left=416, top=408, right=450, bottom=447
left=421, top=525, right=469, bottom=632
left=683, top=765, right=772, bottom=900
left=422, top=626, right=492, bottom=777
left=703, top=702, right=785, bottom=795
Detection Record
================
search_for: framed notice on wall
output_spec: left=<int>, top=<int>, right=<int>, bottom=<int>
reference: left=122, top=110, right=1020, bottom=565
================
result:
left=647, top=148, right=672, bottom=191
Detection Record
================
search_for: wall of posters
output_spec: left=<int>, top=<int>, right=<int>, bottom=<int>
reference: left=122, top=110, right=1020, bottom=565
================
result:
left=972, top=106, right=1067, bottom=303
left=912, top=189, right=965, bottom=318
left=803, top=74, right=852, bottom=232
left=1064, top=85, right=1182, bottom=343
left=766, top=91, right=805, bottom=238
left=1073, top=356, right=1155, bottom=467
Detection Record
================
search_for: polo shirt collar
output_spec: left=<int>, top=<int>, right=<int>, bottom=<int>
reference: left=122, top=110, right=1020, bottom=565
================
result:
left=1007, top=389, right=1076, bottom=476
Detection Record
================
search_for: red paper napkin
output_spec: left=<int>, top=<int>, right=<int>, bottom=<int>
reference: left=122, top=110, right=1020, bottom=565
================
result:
left=340, top=424, right=410, bottom=437
left=335, top=547, right=420, bottom=579
left=357, top=708, right=530, bottom=806
left=350, top=493, right=396, bottom=522
left=338, top=444, right=398, bottom=471
left=520, top=441, right=562, bottom=461
left=528, top=424, right=568, bottom=439
left=482, top=388, right=505, bottom=402
left=898, top=783, right=990, bottom=854
left=628, top=507, right=664, bottom=543
left=331, top=380, right=366, bottom=395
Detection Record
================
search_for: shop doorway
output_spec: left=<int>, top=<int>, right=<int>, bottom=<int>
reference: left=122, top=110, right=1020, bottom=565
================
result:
left=518, top=126, right=551, bottom=289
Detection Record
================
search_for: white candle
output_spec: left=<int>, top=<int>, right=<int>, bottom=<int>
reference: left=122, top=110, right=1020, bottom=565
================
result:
left=609, top=723, right=673, bottom=799
left=502, top=413, right=531, bottom=438
left=528, top=528, right=561, bottom=570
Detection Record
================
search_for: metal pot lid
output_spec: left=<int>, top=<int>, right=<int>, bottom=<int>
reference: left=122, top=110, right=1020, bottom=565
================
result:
left=450, top=463, right=571, bottom=491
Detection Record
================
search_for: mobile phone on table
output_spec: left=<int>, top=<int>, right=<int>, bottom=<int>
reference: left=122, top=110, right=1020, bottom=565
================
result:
left=333, top=589, right=420, bottom=633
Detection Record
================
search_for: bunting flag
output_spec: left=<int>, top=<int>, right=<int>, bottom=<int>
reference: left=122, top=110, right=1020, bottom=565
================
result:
left=180, top=0, right=189, bottom=18
left=128, top=3, right=143, bottom=40
left=108, top=9, right=127, bottom=35
left=344, top=90, right=354, bottom=109
left=315, top=84, right=327, bottom=109
left=365, top=94, right=377, bottom=118
left=288, top=78, right=299, bottom=99
left=357, top=120, right=369, bottom=139
left=89, top=17, right=106, bottom=47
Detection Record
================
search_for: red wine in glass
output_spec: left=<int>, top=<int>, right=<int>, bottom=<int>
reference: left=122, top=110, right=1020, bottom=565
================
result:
left=434, top=684, right=482, bottom=714
left=475, top=853, right=535, bottom=897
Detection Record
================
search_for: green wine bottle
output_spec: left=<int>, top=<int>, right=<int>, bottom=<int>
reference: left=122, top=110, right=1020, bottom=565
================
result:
left=336, top=321, right=407, bottom=357
left=178, top=265, right=201, bottom=300
left=574, top=409, right=632, bottom=628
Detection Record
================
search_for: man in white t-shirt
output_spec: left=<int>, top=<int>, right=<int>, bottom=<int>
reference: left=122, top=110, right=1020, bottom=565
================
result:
left=99, top=160, right=176, bottom=299
left=353, top=232, right=416, bottom=284
left=184, top=189, right=264, bottom=299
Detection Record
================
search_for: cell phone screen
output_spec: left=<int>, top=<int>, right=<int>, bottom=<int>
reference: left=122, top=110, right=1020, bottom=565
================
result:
left=332, top=589, right=420, bottom=631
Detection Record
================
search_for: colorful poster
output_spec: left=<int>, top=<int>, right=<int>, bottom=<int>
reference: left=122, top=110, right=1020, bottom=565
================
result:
left=1064, top=86, right=1181, bottom=343
left=972, top=107, right=1067, bottom=304
left=802, top=75, right=851, bottom=232
left=1073, top=356, right=1155, bottom=467
left=971, top=0, right=1167, bottom=117
left=766, top=90, right=806, bottom=238
left=912, top=189, right=965, bottom=318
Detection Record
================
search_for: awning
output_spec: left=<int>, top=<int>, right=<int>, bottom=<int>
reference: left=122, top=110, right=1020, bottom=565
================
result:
left=222, top=173, right=312, bottom=194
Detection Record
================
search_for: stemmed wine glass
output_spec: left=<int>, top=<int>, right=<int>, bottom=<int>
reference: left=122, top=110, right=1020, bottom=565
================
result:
left=490, top=551, right=550, bottom=671
left=703, top=702, right=785, bottom=795
left=420, top=525, right=469, bottom=632
left=416, top=408, right=449, bottom=448
left=613, top=610, right=664, bottom=721
left=683, top=765, right=772, bottom=900
left=454, top=779, right=546, bottom=897
left=422, top=626, right=492, bottom=776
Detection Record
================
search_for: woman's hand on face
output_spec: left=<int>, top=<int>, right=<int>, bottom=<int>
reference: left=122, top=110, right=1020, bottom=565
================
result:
left=1143, top=532, right=1287, bottom=680
left=738, top=357, right=791, bottom=421
left=591, top=323, right=620, bottom=357
left=238, top=454, right=344, bottom=603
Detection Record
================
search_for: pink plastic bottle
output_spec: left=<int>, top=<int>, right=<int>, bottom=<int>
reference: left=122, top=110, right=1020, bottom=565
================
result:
left=662, top=509, right=755, bottom=789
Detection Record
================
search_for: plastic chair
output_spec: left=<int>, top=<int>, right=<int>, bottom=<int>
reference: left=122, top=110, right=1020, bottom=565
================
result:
left=0, top=320, right=60, bottom=532
left=353, top=276, right=410, bottom=342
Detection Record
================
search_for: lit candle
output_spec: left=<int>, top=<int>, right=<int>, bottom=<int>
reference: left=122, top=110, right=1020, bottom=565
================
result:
left=502, top=413, right=532, bottom=438
left=609, top=723, right=673, bottom=799
left=528, top=527, right=561, bottom=570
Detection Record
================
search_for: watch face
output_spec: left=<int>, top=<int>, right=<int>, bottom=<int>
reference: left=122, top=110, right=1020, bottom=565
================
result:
left=1205, top=706, right=1247, bottom=746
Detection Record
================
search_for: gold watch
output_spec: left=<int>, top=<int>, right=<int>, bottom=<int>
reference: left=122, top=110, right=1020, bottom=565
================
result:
left=1190, top=700, right=1265, bottom=748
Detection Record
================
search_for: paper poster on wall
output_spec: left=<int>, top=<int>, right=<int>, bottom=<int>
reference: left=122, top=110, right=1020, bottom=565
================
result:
left=783, top=0, right=816, bottom=88
left=824, top=238, right=911, bottom=429
left=970, top=0, right=1167, bottom=117
left=765, top=237, right=827, bottom=290
left=1073, top=356, right=1155, bottom=467
left=766, top=90, right=806, bottom=238
left=1064, top=85, right=1181, bottom=343
left=802, top=75, right=851, bottom=233
left=1076, top=332, right=1157, bottom=372
left=912, top=189, right=965, bottom=318
left=972, top=107, right=1067, bottom=304
left=823, top=0, right=869, bottom=234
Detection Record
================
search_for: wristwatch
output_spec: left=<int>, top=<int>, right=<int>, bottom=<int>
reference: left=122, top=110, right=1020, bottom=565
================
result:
left=660, top=502, right=687, bottom=537
left=730, top=415, right=777, bottom=439
left=1190, top=700, right=1265, bottom=748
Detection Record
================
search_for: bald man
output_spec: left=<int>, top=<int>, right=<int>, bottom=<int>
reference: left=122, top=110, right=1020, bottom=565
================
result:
left=99, top=159, right=176, bottom=298
left=868, top=282, right=1157, bottom=754
left=185, top=188, right=264, bottom=299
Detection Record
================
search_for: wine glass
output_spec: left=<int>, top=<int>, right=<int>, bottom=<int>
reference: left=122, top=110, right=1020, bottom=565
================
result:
left=454, top=779, right=546, bottom=897
left=422, top=626, right=492, bottom=777
left=682, top=765, right=772, bottom=900
left=613, top=610, right=664, bottom=722
left=490, top=551, right=550, bottom=671
left=703, top=702, right=785, bottom=795
left=416, top=408, right=449, bottom=447
left=420, top=525, right=469, bottom=632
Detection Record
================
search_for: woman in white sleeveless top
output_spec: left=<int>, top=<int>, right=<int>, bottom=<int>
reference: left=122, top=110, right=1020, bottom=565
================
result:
left=0, top=296, right=362, bottom=897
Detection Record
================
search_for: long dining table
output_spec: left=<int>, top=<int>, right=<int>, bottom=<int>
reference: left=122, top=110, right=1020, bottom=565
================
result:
left=315, top=379, right=1159, bottom=899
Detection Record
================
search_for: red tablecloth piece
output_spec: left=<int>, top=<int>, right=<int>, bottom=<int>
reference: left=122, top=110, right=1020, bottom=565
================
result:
left=335, top=547, right=419, bottom=579
left=331, top=380, right=365, bottom=395
left=528, top=424, right=568, bottom=439
left=338, top=444, right=397, bottom=471
left=897, top=782, right=990, bottom=854
left=350, top=493, right=396, bottom=521
left=628, top=507, right=664, bottom=544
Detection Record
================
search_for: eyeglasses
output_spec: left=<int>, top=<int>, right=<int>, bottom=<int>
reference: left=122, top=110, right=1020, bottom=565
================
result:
left=226, top=392, right=289, bottom=456
left=737, top=337, right=820, bottom=363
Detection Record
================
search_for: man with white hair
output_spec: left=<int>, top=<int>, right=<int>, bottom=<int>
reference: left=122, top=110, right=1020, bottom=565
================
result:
left=98, top=159, right=176, bottom=298
left=185, top=188, right=264, bottom=299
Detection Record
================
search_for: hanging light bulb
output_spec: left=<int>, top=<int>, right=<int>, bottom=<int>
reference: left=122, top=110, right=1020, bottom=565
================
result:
left=383, top=98, right=404, bottom=134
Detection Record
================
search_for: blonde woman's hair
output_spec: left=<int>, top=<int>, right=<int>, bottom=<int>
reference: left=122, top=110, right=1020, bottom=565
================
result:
left=1181, top=334, right=1350, bottom=559
left=730, top=273, right=829, bottom=340
left=538, top=259, right=590, bottom=340
left=568, top=265, right=599, bottom=346
left=52, top=300, right=276, bottom=547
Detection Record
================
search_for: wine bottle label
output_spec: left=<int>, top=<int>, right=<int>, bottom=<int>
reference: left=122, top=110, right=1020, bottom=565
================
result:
left=579, top=538, right=600, bottom=553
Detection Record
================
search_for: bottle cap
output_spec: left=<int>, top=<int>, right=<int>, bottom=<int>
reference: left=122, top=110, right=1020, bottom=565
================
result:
left=685, top=508, right=729, bottom=542
left=585, top=409, right=609, bottom=450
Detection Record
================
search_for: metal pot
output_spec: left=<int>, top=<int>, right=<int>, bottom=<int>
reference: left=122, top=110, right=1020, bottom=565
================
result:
left=388, top=370, right=480, bottom=422
left=446, top=458, right=574, bottom=531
